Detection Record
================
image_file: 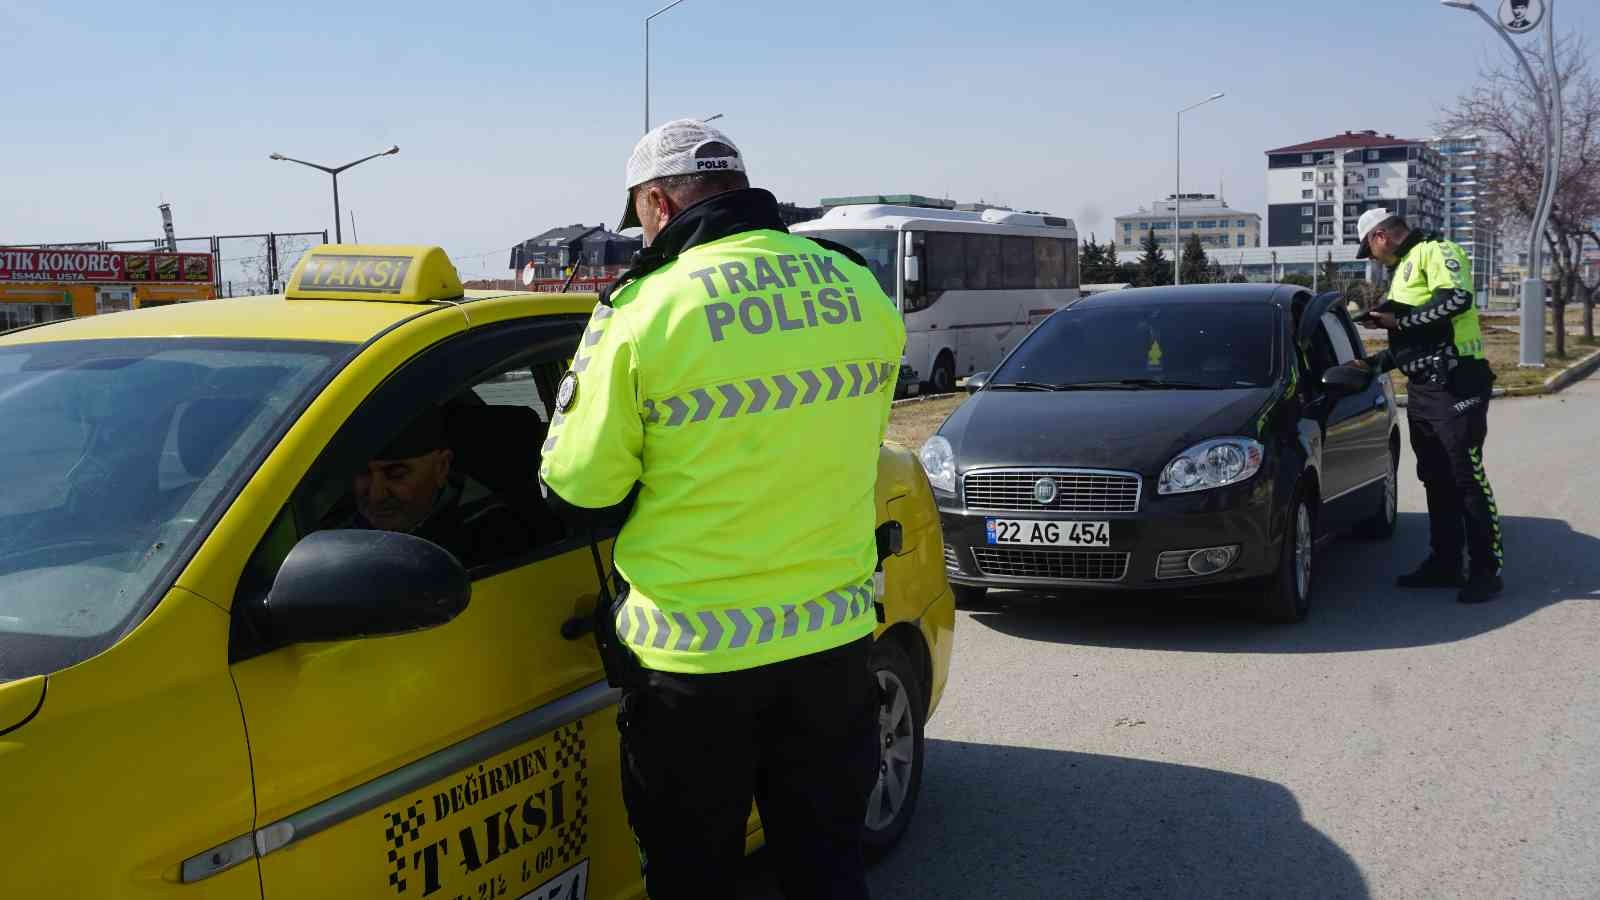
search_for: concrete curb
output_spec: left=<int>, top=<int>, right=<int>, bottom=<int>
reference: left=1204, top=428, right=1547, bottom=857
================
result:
left=1393, top=346, right=1600, bottom=408
left=891, top=391, right=960, bottom=408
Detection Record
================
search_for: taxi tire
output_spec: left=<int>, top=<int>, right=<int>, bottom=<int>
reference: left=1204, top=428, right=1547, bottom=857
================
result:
left=862, top=639, right=926, bottom=860
left=1256, top=485, right=1313, bottom=624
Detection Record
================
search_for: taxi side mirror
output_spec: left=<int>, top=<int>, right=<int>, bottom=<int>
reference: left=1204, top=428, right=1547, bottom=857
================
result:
left=965, top=371, right=990, bottom=394
left=264, top=530, right=470, bottom=645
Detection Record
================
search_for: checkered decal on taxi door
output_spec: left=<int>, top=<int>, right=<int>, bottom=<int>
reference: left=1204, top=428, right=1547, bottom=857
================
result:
left=383, top=802, right=428, bottom=892
left=553, top=720, right=591, bottom=865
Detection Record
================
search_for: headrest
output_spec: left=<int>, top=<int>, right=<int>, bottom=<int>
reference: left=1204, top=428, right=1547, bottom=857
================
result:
left=177, top=397, right=259, bottom=476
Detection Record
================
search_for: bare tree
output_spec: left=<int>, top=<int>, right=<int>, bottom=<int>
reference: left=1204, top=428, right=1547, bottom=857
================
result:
left=1437, top=34, right=1600, bottom=355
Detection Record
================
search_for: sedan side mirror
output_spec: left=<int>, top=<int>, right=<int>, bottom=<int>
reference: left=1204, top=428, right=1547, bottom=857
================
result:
left=1321, top=364, right=1372, bottom=396
left=965, top=371, right=990, bottom=394
left=264, top=530, right=470, bottom=645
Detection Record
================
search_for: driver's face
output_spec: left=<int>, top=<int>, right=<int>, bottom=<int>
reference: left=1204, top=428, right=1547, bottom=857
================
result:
left=353, top=449, right=451, bottom=532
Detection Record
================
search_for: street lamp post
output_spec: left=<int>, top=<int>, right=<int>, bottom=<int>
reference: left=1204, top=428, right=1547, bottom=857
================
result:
left=1440, top=0, right=1562, bottom=366
left=644, top=0, right=689, bottom=133
left=268, top=146, right=399, bottom=244
left=1175, top=92, right=1225, bottom=285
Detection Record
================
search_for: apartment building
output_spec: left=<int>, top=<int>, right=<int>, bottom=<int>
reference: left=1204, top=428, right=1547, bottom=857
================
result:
left=1265, top=130, right=1444, bottom=249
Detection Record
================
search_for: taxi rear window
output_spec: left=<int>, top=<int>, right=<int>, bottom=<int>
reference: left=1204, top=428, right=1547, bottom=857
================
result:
left=0, top=337, right=350, bottom=682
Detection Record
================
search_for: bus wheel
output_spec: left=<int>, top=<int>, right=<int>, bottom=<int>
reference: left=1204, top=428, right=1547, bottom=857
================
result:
left=927, top=352, right=955, bottom=395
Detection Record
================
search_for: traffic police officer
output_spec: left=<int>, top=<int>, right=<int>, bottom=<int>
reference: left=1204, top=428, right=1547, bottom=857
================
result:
left=1345, top=208, right=1504, bottom=603
left=538, top=119, right=906, bottom=899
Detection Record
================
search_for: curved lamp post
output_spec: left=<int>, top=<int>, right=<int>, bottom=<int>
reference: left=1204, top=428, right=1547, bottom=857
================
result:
left=269, top=146, right=400, bottom=244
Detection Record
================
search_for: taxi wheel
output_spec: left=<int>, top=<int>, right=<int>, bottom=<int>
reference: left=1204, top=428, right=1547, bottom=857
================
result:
left=862, top=639, right=926, bottom=859
left=1257, top=486, right=1314, bottom=623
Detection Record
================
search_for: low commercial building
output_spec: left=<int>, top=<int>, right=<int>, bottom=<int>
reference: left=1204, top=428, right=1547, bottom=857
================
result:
left=1203, top=243, right=1376, bottom=285
left=1112, top=195, right=1262, bottom=254
left=0, top=246, right=215, bottom=328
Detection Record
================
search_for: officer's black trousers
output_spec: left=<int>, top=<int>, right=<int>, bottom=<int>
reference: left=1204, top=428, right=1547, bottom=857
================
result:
left=617, top=635, right=879, bottom=900
left=1407, top=387, right=1504, bottom=576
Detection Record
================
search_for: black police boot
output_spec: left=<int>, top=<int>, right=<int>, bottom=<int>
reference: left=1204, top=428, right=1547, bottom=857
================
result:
left=1396, top=557, right=1465, bottom=589
left=1457, top=573, right=1504, bottom=605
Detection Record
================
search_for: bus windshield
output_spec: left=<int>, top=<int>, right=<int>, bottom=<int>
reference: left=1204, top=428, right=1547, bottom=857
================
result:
left=805, top=229, right=897, bottom=299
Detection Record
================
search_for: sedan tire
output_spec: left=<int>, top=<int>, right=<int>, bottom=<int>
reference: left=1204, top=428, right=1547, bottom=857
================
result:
left=862, top=639, right=926, bottom=859
left=1355, top=444, right=1399, bottom=540
left=1257, top=486, right=1314, bottom=623
left=951, top=584, right=990, bottom=609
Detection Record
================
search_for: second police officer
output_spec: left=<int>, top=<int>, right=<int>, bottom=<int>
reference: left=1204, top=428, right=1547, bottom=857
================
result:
left=1344, top=208, right=1504, bottom=604
left=538, top=119, right=906, bottom=899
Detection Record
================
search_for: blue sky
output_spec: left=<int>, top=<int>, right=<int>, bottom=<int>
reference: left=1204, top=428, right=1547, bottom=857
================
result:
left=2, top=0, right=1595, bottom=278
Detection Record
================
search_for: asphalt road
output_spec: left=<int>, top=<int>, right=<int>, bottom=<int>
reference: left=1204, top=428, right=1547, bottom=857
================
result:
left=743, top=381, right=1600, bottom=899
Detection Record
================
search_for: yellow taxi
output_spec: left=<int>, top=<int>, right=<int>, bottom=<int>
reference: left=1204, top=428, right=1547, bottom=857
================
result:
left=0, top=245, right=955, bottom=898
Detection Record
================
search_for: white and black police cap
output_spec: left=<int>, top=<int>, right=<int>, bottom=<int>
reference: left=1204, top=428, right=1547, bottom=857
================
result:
left=618, top=118, right=746, bottom=231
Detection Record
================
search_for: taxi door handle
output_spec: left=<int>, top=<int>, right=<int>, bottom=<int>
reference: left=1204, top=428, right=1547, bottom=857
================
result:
left=561, top=615, right=593, bottom=640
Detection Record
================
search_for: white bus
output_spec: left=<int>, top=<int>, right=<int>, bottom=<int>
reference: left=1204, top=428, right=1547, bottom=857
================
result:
left=793, top=202, right=1080, bottom=394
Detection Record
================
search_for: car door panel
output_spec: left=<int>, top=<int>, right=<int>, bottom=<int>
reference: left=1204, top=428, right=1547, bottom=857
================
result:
left=1321, top=309, right=1390, bottom=527
left=229, top=314, right=644, bottom=900
left=1297, top=295, right=1379, bottom=531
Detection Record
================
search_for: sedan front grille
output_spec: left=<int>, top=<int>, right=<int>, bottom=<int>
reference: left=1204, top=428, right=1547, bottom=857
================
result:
left=962, top=469, right=1141, bottom=513
left=942, top=543, right=960, bottom=572
left=971, top=548, right=1129, bottom=582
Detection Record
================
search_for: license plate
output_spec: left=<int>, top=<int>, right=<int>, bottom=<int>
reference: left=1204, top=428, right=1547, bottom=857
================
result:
left=985, top=519, right=1110, bottom=547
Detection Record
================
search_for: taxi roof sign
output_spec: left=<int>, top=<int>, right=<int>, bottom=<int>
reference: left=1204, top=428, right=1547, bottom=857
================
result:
left=285, top=244, right=464, bottom=303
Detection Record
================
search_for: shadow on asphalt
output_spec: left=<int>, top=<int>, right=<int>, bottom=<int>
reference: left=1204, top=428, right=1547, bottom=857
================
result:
left=739, top=740, right=1367, bottom=900
left=966, top=513, right=1598, bottom=653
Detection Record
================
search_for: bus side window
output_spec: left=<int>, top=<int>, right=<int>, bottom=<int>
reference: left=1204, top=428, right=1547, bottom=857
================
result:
left=1002, top=237, right=1035, bottom=290
left=965, top=234, right=1002, bottom=290
left=1063, top=238, right=1080, bottom=288
left=1034, top=238, right=1065, bottom=289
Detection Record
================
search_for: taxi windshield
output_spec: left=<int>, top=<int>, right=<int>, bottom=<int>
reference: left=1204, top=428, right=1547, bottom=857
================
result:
left=0, top=338, right=348, bottom=682
left=992, top=302, right=1278, bottom=389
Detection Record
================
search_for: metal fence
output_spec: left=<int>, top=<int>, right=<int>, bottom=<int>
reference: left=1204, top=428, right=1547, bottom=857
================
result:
left=7, top=230, right=329, bottom=297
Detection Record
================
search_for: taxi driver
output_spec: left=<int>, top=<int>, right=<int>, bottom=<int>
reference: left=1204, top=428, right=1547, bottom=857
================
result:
left=354, top=408, right=454, bottom=533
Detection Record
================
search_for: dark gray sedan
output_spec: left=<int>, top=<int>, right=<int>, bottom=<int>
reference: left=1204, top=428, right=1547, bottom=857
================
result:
left=922, top=284, right=1398, bottom=621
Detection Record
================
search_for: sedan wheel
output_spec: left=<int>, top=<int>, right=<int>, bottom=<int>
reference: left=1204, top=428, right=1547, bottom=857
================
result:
left=1357, top=446, right=1400, bottom=539
left=1294, top=502, right=1313, bottom=601
left=1257, top=488, right=1314, bottom=623
left=862, top=640, right=926, bottom=858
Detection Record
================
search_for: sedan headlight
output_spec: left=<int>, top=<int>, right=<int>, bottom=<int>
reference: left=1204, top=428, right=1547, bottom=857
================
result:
left=1158, top=438, right=1264, bottom=495
left=919, top=435, right=957, bottom=494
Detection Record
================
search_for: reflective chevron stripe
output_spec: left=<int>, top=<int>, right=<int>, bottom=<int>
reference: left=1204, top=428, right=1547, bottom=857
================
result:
left=647, top=361, right=895, bottom=427
left=613, top=579, right=877, bottom=656
left=542, top=305, right=616, bottom=455
left=1397, top=289, right=1473, bottom=330
left=1469, top=447, right=1504, bottom=572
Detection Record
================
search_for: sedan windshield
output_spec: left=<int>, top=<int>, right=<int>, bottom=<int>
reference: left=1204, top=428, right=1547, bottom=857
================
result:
left=0, top=338, right=348, bottom=681
left=991, top=302, right=1277, bottom=389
